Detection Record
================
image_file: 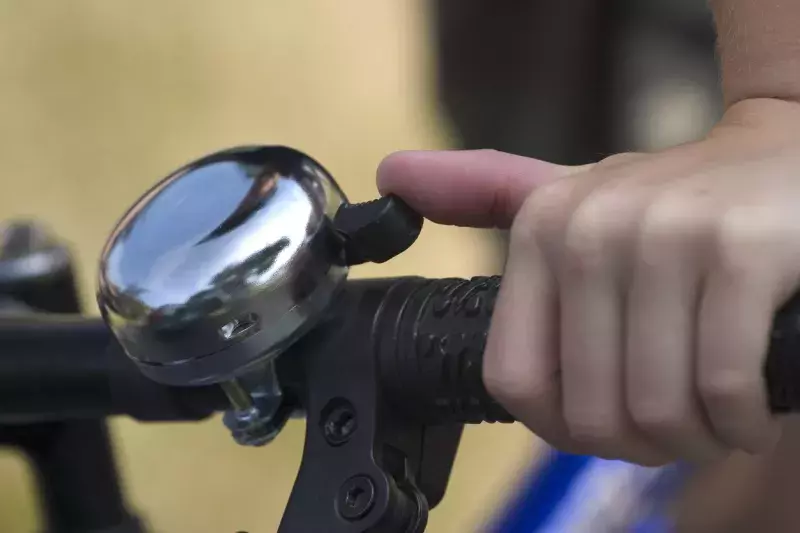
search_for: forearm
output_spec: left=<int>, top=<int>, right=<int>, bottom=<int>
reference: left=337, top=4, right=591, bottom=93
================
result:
left=710, top=0, right=800, bottom=107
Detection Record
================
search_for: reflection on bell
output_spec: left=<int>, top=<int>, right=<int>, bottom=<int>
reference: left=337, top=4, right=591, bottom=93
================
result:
left=97, top=146, right=350, bottom=386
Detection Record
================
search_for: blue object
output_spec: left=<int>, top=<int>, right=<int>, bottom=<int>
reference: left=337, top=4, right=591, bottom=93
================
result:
left=490, top=450, right=592, bottom=532
left=490, top=449, right=691, bottom=533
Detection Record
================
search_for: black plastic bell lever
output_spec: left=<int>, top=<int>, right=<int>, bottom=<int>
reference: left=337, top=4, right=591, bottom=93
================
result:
left=334, top=195, right=423, bottom=266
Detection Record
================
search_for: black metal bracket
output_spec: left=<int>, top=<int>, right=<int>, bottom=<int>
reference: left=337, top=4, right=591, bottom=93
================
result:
left=277, top=277, right=489, bottom=532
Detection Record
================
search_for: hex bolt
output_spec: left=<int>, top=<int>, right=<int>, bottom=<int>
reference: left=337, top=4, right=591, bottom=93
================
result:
left=220, top=376, right=283, bottom=447
left=336, top=476, right=375, bottom=521
left=321, top=399, right=357, bottom=446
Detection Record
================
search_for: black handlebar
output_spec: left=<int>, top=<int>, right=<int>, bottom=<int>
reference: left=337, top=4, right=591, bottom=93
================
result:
left=0, top=315, right=228, bottom=424
left=5, top=274, right=799, bottom=424
left=377, top=276, right=512, bottom=424
left=3, top=275, right=800, bottom=532
left=377, top=274, right=800, bottom=419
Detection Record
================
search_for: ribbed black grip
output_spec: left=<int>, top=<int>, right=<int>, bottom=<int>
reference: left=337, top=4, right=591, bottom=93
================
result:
left=378, top=275, right=800, bottom=424
left=765, top=291, right=800, bottom=413
left=378, top=276, right=513, bottom=424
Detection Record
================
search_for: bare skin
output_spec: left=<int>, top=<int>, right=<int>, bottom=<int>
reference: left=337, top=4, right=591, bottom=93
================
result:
left=377, top=1, right=800, bottom=529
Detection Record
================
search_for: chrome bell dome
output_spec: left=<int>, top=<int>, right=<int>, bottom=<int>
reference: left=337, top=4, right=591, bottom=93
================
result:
left=97, top=146, right=350, bottom=386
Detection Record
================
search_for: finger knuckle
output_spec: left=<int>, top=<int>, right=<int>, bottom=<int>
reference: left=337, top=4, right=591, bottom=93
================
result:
left=639, top=194, right=710, bottom=260
left=509, top=182, right=573, bottom=256
left=483, top=358, right=550, bottom=409
left=698, top=369, right=758, bottom=409
left=629, top=401, right=686, bottom=437
left=712, top=209, right=784, bottom=277
left=562, top=194, right=627, bottom=275
left=564, top=409, right=620, bottom=445
left=518, top=180, right=575, bottom=229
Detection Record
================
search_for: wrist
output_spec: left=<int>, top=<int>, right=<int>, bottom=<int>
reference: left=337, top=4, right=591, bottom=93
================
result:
left=714, top=98, right=800, bottom=139
left=710, top=0, right=800, bottom=109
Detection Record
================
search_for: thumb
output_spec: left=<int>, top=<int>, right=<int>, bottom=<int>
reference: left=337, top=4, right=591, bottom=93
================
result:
left=376, top=149, right=587, bottom=229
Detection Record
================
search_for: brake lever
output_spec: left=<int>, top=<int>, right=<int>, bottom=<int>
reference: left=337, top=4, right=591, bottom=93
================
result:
left=279, top=274, right=504, bottom=533
left=280, top=280, right=430, bottom=533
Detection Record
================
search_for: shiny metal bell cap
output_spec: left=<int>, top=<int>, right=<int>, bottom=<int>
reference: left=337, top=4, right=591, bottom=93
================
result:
left=97, top=146, right=349, bottom=386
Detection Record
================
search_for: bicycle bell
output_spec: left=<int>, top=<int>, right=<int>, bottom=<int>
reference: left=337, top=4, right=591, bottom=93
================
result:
left=97, top=145, right=422, bottom=444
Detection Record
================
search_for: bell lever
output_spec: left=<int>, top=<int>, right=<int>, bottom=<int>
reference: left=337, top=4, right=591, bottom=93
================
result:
left=334, top=195, right=423, bottom=266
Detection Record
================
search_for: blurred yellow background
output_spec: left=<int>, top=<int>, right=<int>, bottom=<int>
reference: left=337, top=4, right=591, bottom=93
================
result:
left=0, top=2, right=538, bottom=532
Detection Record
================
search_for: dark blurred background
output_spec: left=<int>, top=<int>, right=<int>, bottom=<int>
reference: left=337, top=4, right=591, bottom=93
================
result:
left=0, top=1, right=721, bottom=531
left=434, top=0, right=721, bottom=259
left=436, top=0, right=720, bottom=161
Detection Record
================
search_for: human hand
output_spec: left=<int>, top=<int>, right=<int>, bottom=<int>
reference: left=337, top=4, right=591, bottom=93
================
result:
left=377, top=98, right=800, bottom=466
